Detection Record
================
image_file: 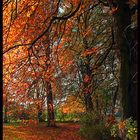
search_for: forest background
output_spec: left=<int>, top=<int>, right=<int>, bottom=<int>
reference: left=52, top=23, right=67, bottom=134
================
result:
left=3, top=0, right=138, bottom=140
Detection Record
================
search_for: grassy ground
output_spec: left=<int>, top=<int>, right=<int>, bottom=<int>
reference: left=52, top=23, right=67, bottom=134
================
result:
left=3, top=122, right=85, bottom=140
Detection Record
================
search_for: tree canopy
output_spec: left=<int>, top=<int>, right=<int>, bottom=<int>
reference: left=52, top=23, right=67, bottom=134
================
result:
left=3, top=0, right=137, bottom=139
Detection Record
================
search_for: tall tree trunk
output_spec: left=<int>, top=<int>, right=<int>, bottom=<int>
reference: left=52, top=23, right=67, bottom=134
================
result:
left=84, top=93, right=93, bottom=112
left=114, top=0, right=137, bottom=119
left=83, top=63, right=94, bottom=112
left=45, top=32, right=56, bottom=127
left=81, top=10, right=94, bottom=113
left=38, top=108, right=42, bottom=122
left=45, top=33, right=55, bottom=126
left=46, top=82, right=55, bottom=127
left=130, top=27, right=137, bottom=120
left=36, top=91, right=44, bottom=122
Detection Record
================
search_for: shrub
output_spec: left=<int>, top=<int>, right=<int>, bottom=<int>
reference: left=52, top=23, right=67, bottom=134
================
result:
left=110, top=117, right=137, bottom=140
left=79, top=112, right=111, bottom=140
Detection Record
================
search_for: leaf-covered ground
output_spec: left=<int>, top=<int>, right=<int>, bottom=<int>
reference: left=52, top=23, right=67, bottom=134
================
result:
left=3, top=123, right=85, bottom=140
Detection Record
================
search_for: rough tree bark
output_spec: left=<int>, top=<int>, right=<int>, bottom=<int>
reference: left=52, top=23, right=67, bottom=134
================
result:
left=114, top=0, right=137, bottom=119
left=36, top=90, right=44, bottom=122
left=79, top=57, right=94, bottom=113
left=46, top=82, right=55, bottom=127
left=82, top=11, right=94, bottom=112
left=82, top=61, right=94, bottom=112
left=45, top=34, right=55, bottom=127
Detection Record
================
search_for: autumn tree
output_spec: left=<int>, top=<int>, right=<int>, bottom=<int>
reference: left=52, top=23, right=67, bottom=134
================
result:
left=60, top=1, right=117, bottom=114
left=3, top=0, right=137, bottom=130
left=3, top=0, right=82, bottom=126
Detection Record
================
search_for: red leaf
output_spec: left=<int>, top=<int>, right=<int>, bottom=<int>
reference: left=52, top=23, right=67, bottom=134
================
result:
left=83, top=75, right=90, bottom=83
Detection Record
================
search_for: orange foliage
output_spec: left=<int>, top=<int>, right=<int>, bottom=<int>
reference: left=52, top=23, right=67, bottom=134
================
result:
left=81, top=48, right=98, bottom=57
left=3, top=94, right=6, bottom=105
left=61, top=107, right=70, bottom=114
left=22, top=119, right=39, bottom=126
left=118, top=121, right=125, bottom=129
left=108, top=7, right=118, bottom=15
left=60, top=95, right=85, bottom=114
